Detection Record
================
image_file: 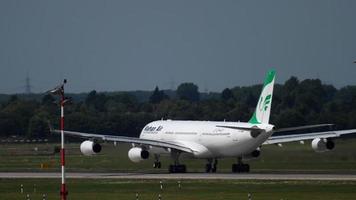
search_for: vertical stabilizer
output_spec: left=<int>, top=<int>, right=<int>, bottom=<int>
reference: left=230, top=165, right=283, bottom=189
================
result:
left=248, top=70, right=276, bottom=124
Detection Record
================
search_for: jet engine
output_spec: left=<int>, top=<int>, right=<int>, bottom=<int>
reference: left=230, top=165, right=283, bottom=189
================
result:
left=128, top=147, right=149, bottom=163
left=80, top=140, right=102, bottom=156
left=311, top=138, right=335, bottom=152
left=243, top=148, right=261, bottom=160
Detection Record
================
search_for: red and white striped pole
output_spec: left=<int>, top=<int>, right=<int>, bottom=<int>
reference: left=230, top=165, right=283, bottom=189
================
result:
left=48, top=79, right=69, bottom=200
left=59, top=80, right=68, bottom=200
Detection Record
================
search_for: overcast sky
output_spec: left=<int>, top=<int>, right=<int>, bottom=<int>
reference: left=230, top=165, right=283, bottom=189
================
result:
left=0, top=0, right=355, bottom=94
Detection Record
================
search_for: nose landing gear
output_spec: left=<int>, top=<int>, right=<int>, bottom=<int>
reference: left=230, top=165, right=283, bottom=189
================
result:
left=153, top=154, right=162, bottom=169
left=232, top=157, right=250, bottom=173
left=169, top=164, right=187, bottom=173
left=205, top=159, right=218, bottom=173
left=168, top=151, right=187, bottom=173
left=153, top=162, right=162, bottom=168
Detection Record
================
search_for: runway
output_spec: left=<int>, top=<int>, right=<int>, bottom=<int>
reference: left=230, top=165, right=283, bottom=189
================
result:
left=1, top=172, right=356, bottom=181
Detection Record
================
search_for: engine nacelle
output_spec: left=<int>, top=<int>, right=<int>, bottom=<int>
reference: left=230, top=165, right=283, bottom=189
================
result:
left=311, top=138, right=335, bottom=153
left=243, top=149, right=261, bottom=160
left=80, top=140, right=102, bottom=156
left=128, top=147, right=149, bottom=163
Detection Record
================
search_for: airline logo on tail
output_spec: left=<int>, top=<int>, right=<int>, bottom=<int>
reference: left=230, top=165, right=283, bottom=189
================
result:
left=249, top=70, right=276, bottom=124
left=258, top=94, right=272, bottom=112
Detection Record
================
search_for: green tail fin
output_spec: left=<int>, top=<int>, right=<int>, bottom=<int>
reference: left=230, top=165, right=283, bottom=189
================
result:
left=248, top=70, right=276, bottom=124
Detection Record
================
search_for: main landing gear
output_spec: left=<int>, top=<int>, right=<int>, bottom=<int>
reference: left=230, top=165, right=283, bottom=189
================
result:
left=205, top=159, right=218, bottom=173
left=232, top=157, right=250, bottom=173
left=168, top=151, right=187, bottom=173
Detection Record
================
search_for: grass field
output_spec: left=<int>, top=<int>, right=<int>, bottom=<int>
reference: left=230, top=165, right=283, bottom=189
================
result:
left=1, top=179, right=356, bottom=200
left=1, top=140, right=356, bottom=199
left=1, top=138, right=356, bottom=173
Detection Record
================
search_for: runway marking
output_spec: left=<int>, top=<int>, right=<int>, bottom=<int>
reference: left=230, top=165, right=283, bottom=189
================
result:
left=1, top=172, right=356, bottom=181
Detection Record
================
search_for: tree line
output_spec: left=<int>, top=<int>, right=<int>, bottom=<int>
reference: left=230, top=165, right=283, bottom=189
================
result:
left=1, top=77, right=356, bottom=139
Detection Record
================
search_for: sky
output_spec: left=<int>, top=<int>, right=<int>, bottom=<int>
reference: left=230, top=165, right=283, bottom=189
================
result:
left=0, top=0, right=356, bottom=94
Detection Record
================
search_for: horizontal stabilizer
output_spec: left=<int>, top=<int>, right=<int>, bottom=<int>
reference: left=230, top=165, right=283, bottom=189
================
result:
left=264, top=128, right=356, bottom=145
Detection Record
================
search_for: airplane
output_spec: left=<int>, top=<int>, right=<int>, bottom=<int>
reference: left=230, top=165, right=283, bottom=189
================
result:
left=53, top=69, right=356, bottom=173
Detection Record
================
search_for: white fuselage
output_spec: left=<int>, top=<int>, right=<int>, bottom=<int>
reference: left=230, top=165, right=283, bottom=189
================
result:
left=139, top=120, right=274, bottom=159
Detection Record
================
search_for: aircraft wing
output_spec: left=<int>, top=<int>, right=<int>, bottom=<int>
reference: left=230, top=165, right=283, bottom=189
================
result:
left=264, top=129, right=356, bottom=145
left=52, top=129, right=195, bottom=154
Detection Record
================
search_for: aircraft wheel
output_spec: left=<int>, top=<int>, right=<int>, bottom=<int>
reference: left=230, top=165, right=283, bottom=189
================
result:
left=244, top=164, right=250, bottom=172
left=153, top=162, right=161, bottom=168
left=232, top=164, right=250, bottom=173
left=232, top=164, right=238, bottom=173
left=205, top=163, right=212, bottom=173
left=211, top=165, right=217, bottom=173
left=169, top=164, right=187, bottom=173
left=153, top=154, right=161, bottom=169
left=212, top=160, right=218, bottom=173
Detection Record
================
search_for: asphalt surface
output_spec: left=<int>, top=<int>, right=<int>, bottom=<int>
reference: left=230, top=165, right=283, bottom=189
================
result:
left=1, top=172, right=356, bottom=181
